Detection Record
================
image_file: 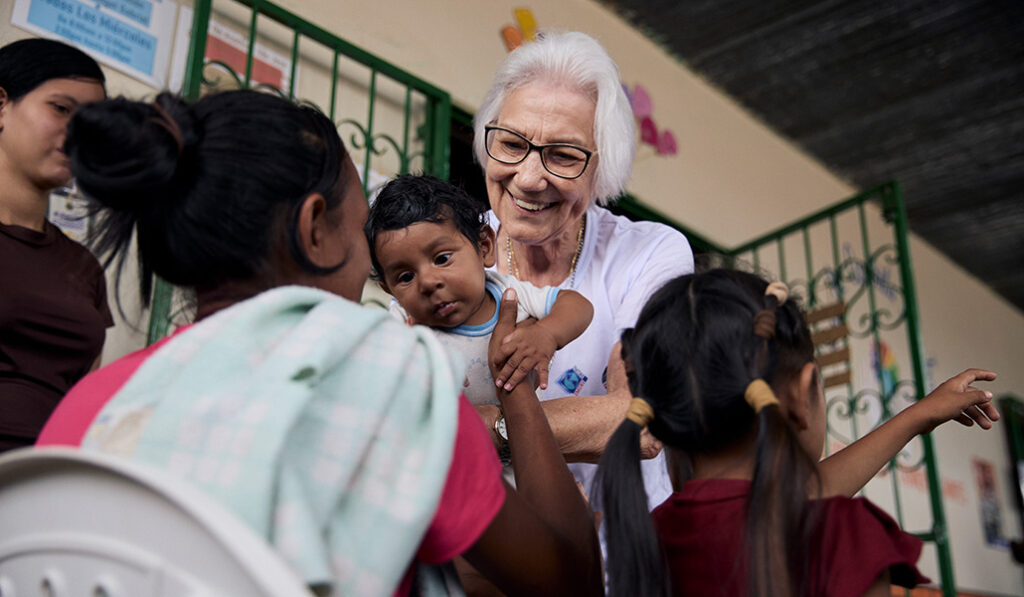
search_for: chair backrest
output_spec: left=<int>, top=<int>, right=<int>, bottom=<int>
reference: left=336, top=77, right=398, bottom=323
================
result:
left=0, top=447, right=313, bottom=597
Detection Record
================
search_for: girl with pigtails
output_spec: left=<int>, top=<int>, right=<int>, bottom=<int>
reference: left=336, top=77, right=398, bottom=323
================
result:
left=597, top=269, right=998, bottom=597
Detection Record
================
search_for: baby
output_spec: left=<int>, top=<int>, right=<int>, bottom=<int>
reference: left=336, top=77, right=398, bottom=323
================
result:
left=365, top=174, right=593, bottom=411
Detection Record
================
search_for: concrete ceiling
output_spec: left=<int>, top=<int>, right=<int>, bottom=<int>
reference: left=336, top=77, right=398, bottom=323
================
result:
left=600, top=0, right=1024, bottom=312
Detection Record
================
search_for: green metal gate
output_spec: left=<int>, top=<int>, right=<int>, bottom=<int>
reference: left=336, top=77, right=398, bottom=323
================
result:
left=730, top=182, right=953, bottom=595
left=616, top=182, right=955, bottom=594
left=146, top=0, right=451, bottom=341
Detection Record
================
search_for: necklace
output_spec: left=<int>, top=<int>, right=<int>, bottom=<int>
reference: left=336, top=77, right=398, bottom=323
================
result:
left=506, top=213, right=587, bottom=288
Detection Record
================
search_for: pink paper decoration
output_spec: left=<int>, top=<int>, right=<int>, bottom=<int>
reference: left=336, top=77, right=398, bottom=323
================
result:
left=657, top=129, right=677, bottom=155
left=631, top=84, right=653, bottom=118
left=640, top=116, right=658, bottom=145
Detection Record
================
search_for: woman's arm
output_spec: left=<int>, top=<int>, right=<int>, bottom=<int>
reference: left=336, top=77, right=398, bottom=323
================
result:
left=463, top=288, right=603, bottom=596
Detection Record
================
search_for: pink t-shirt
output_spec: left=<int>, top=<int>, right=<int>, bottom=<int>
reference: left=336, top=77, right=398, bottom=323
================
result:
left=38, top=327, right=506, bottom=596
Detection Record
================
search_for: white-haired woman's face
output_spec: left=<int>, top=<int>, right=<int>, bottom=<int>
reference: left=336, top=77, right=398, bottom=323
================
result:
left=484, top=84, right=597, bottom=248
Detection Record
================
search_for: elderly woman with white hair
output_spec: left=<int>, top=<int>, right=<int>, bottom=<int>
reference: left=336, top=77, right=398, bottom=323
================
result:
left=474, top=31, right=694, bottom=509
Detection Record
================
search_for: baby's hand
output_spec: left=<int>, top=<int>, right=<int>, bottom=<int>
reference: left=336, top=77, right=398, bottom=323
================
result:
left=493, top=322, right=558, bottom=391
left=913, top=369, right=999, bottom=434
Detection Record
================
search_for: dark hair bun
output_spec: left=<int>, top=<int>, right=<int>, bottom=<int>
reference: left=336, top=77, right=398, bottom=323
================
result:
left=67, top=93, right=197, bottom=213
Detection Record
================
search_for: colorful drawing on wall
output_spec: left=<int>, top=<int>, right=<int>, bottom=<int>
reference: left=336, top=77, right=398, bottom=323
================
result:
left=872, top=340, right=899, bottom=397
left=972, top=458, right=1008, bottom=548
left=624, top=84, right=677, bottom=156
left=501, top=8, right=537, bottom=51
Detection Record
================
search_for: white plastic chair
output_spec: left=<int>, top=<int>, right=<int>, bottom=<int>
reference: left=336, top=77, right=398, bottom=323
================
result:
left=0, top=447, right=313, bottom=597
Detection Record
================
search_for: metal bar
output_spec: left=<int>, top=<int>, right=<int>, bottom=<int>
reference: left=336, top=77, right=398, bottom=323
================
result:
left=430, top=93, right=452, bottom=179
left=328, top=50, right=339, bottom=120
left=777, top=237, right=787, bottom=282
left=288, top=29, right=300, bottom=100
left=182, top=0, right=211, bottom=102
left=830, top=214, right=843, bottom=302
left=885, top=181, right=957, bottom=595
left=362, top=70, right=378, bottom=196
left=401, top=88, right=412, bottom=173
left=243, top=3, right=260, bottom=86
left=803, top=226, right=814, bottom=306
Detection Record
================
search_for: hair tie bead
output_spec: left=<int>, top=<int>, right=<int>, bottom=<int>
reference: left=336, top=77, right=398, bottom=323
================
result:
left=625, top=397, right=655, bottom=427
left=744, top=379, right=780, bottom=414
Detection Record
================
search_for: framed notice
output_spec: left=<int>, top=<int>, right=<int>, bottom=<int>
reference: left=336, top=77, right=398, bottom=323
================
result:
left=12, top=0, right=179, bottom=88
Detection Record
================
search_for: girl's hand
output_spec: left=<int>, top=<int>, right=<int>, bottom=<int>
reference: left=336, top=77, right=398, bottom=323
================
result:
left=915, top=368, right=999, bottom=434
left=493, top=322, right=558, bottom=391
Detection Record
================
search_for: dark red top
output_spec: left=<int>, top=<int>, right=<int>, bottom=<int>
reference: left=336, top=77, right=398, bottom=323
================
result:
left=0, top=220, right=112, bottom=439
left=652, top=479, right=929, bottom=597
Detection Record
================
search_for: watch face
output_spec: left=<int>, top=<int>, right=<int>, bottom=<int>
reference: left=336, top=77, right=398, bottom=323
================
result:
left=497, top=417, right=508, bottom=441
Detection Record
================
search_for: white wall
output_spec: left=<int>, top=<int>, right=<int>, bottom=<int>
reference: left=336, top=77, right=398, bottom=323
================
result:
left=4, top=0, right=1022, bottom=592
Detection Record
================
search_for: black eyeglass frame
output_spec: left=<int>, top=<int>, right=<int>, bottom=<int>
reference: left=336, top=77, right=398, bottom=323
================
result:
left=483, top=125, right=596, bottom=180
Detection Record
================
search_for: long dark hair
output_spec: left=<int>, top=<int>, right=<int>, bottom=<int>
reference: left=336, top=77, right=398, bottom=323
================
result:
left=64, top=90, right=350, bottom=304
left=0, top=38, right=105, bottom=100
left=597, top=269, right=819, bottom=597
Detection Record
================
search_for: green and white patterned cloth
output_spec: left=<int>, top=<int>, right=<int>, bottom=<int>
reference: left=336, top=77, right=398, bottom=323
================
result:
left=84, top=286, right=464, bottom=596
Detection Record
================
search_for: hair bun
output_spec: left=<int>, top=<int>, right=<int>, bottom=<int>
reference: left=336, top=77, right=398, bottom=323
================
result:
left=67, top=93, right=197, bottom=214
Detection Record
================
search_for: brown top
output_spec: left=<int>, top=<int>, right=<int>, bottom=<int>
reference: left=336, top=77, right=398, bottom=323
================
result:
left=0, top=220, right=113, bottom=439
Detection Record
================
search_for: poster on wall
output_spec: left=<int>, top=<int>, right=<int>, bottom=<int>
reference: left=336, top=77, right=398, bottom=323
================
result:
left=11, top=0, right=178, bottom=88
left=167, top=6, right=293, bottom=94
left=47, top=186, right=90, bottom=242
left=973, top=458, right=1008, bottom=548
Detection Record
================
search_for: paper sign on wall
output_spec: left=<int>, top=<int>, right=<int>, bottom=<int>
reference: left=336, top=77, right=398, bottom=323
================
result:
left=167, top=6, right=293, bottom=94
left=12, top=0, right=178, bottom=87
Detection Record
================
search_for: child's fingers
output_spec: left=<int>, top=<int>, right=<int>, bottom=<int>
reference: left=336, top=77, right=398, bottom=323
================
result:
left=539, top=360, right=549, bottom=390
left=496, top=355, right=521, bottom=389
left=951, top=368, right=997, bottom=388
left=502, top=358, right=533, bottom=391
left=964, top=405, right=995, bottom=430
left=954, top=412, right=975, bottom=427
left=977, top=401, right=1001, bottom=422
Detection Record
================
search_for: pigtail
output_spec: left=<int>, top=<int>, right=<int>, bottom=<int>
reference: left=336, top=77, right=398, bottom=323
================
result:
left=598, top=396, right=668, bottom=597
left=599, top=271, right=822, bottom=597
left=744, top=282, right=821, bottom=597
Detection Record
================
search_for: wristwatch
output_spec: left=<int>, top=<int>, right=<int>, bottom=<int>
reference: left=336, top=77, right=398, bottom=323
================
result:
left=493, top=406, right=512, bottom=464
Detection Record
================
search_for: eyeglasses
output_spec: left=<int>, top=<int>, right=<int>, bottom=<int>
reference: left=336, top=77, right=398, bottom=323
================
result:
left=484, top=125, right=595, bottom=180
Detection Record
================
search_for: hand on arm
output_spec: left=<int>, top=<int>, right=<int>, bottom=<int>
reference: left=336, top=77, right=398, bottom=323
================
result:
left=465, top=288, right=602, bottom=596
left=819, top=369, right=998, bottom=497
left=492, top=290, right=593, bottom=391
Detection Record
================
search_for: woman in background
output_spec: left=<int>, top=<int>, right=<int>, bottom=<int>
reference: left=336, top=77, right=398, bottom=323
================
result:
left=0, top=38, right=109, bottom=452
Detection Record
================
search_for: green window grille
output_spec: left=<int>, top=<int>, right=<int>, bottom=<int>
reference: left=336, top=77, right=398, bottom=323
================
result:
left=621, top=182, right=952, bottom=595
left=147, top=0, right=451, bottom=341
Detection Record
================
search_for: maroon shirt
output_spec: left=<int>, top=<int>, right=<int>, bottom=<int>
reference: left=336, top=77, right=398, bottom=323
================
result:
left=0, top=220, right=112, bottom=440
left=652, top=479, right=928, bottom=597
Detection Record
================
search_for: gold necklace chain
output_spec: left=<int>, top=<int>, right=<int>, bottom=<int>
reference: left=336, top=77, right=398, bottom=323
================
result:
left=506, top=213, right=587, bottom=288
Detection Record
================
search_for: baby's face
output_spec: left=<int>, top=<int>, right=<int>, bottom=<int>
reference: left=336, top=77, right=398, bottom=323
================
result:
left=375, top=220, right=496, bottom=328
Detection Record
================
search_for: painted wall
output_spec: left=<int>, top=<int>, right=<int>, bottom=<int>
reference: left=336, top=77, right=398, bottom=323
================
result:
left=3, top=0, right=1021, bottom=592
